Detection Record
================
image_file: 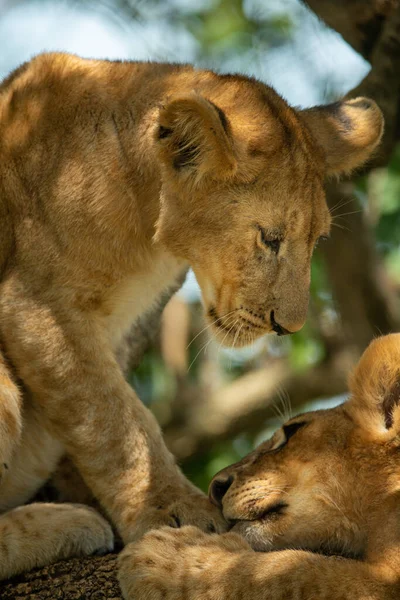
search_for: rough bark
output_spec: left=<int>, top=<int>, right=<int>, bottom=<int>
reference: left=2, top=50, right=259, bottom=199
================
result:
left=0, top=554, right=122, bottom=599
left=348, top=1, right=400, bottom=164
left=303, top=0, right=400, bottom=163
left=321, top=182, right=400, bottom=355
left=317, top=3, right=400, bottom=352
left=302, top=0, right=398, bottom=60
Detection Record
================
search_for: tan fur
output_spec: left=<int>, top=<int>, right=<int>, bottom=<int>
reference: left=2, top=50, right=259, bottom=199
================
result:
left=0, top=503, right=113, bottom=579
left=0, top=52, right=383, bottom=579
left=120, top=335, right=400, bottom=600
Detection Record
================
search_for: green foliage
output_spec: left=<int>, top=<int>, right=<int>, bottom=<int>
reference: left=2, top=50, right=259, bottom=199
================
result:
left=183, top=443, right=243, bottom=492
left=374, top=145, right=400, bottom=259
left=184, top=0, right=293, bottom=59
left=288, top=324, right=325, bottom=370
left=189, top=0, right=258, bottom=53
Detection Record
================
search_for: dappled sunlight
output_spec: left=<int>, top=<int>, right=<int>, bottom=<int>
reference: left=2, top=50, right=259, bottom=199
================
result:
left=1, top=2, right=400, bottom=597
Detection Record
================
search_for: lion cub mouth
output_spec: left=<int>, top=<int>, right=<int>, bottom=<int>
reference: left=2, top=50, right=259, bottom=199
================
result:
left=208, top=306, right=275, bottom=337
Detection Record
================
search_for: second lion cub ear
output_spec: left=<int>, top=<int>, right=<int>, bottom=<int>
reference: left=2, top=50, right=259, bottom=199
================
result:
left=300, top=98, right=384, bottom=176
left=348, top=334, right=400, bottom=438
left=155, top=93, right=237, bottom=183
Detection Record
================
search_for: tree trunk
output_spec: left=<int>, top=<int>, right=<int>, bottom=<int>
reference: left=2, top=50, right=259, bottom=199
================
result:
left=0, top=554, right=122, bottom=599
left=302, top=0, right=398, bottom=60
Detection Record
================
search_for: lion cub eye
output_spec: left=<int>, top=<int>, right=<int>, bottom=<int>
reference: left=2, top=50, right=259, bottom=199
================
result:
left=282, top=421, right=306, bottom=443
left=258, top=227, right=281, bottom=254
left=314, top=235, right=329, bottom=250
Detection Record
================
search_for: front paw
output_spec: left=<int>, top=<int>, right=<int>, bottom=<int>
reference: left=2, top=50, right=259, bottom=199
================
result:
left=126, top=493, right=228, bottom=541
left=44, top=503, right=115, bottom=558
left=160, top=493, right=228, bottom=533
left=118, top=526, right=250, bottom=600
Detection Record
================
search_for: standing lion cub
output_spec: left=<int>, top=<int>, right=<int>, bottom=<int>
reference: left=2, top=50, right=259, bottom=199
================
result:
left=0, top=52, right=382, bottom=577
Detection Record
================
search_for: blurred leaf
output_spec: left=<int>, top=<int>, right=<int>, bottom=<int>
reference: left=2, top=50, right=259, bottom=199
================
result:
left=385, top=247, right=400, bottom=284
left=381, top=145, right=400, bottom=215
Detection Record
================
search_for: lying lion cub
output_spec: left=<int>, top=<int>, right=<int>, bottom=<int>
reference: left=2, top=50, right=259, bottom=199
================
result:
left=120, top=334, right=400, bottom=600
left=0, top=52, right=382, bottom=577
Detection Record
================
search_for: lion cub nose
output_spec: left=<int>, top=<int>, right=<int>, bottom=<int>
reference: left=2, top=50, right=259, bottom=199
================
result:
left=209, top=474, right=234, bottom=507
left=270, top=310, right=292, bottom=336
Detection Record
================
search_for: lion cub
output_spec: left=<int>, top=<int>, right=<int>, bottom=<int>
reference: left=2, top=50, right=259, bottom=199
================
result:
left=120, top=334, right=400, bottom=600
left=0, top=52, right=382, bottom=576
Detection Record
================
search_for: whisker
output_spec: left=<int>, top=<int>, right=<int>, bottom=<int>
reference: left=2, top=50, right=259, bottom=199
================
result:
left=188, top=312, right=241, bottom=372
left=218, top=317, right=240, bottom=353
left=333, top=209, right=362, bottom=219
left=187, top=337, right=213, bottom=372
left=232, top=322, right=244, bottom=351
left=242, top=487, right=291, bottom=501
left=272, top=387, right=291, bottom=423
left=329, top=197, right=354, bottom=215
left=186, top=321, right=216, bottom=350
left=272, top=399, right=285, bottom=423
left=331, top=221, right=351, bottom=233
left=187, top=309, right=238, bottom=349
left=282, top=389, right=292, bottom=422
left=315, top=489, right=347, bottom=519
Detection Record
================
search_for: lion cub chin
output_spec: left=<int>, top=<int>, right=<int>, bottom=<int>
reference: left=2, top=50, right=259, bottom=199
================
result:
left=0, top=52, right=383, bottom=582
left=120, top=334, right=400, bottom=600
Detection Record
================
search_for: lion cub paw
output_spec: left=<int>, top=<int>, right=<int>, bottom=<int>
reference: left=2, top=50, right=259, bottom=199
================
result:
left=118, top=526, right=251, bottom=600
left=26, top=503, right=115, bottom=558
left=127, top=494, right=228, bottom=541
left=0, top=503, right=115, bottom=579
left=60, top=504, right=115, bottom=557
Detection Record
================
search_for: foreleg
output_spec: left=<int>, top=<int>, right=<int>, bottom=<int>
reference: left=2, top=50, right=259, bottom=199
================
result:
left=0, top=286, right=225, bottom=542
left=119, top=527, right=398, bottom=600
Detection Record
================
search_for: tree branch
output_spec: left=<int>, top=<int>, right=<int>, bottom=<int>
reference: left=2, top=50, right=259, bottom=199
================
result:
left=164, top=352, right=351, bottom=463
left=302, top=0, right=398, bottom=60
left=0, top=554, right=121, bottom=599
left=321, top=181, right=400, bottom=354
left=349, top=1, right=400, bottom=164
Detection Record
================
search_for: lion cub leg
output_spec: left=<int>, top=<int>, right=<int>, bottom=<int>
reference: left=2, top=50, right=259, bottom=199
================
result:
left=118, top=528, right=395, bottom=600
left=0, top=354, right=22, bottom=480
left=0, top=292, right=225, bottom=543
left=0, top=402, right=64, bottom=512
left=0, top=503, right=114, bottom=580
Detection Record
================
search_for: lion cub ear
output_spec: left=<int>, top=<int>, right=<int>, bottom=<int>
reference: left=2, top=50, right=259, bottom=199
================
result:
left=155, top=93, right=237, bottom=183
left=348, top=334, right=400, bottom=438
left=300, top=98, right=383, bottom=176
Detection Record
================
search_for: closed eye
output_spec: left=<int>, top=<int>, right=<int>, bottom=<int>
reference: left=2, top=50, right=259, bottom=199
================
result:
left=257, top=226, right=282, bottom=254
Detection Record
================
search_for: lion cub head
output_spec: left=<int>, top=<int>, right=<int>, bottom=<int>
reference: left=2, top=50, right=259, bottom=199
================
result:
left=154, top=74, right=382, bottom=346
left=209, top=334, right=400, bottom=561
